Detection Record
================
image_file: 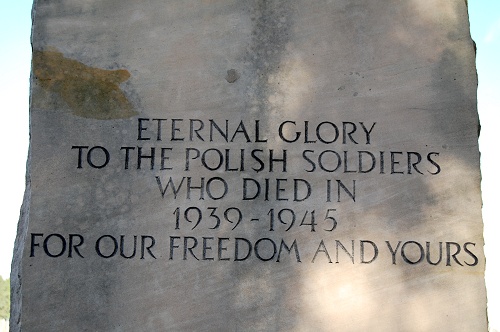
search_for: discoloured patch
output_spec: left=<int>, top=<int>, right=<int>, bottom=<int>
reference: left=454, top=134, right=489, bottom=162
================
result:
left=245, top=0, right=295, bottom=114
left=225, top=69, right=240, bottom=83
left=33, top=49, right=137, bottom=119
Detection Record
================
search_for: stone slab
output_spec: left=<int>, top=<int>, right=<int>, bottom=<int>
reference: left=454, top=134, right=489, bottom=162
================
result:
left=12, top=0, right=487, bottom=331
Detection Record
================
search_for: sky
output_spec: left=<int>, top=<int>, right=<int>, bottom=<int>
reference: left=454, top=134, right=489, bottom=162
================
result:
left=0, top=0, right=498, bottom=329
left=469, top=1, right=500, bottom=330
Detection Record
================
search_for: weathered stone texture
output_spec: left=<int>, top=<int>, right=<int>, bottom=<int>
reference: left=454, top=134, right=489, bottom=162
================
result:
left=12, top=0, right=486, bottom=331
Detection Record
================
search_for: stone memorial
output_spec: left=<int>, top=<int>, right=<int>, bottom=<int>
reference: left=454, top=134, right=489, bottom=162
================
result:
left=12, top=0, right=488, bottom=330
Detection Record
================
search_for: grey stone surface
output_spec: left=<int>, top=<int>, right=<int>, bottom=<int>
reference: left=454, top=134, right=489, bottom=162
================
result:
left=12, top=0, right=487, bottom=331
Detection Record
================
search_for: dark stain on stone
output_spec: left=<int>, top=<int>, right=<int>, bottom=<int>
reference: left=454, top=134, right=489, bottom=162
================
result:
left=33, top=49, right=137, bottom=120
left=244, top=0, right=296, bottom=113
left=225, top=69, right=240, bottom=83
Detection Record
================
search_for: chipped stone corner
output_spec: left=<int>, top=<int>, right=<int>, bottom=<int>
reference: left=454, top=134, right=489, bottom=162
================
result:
left=10, top=149, right=31, bottom=332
